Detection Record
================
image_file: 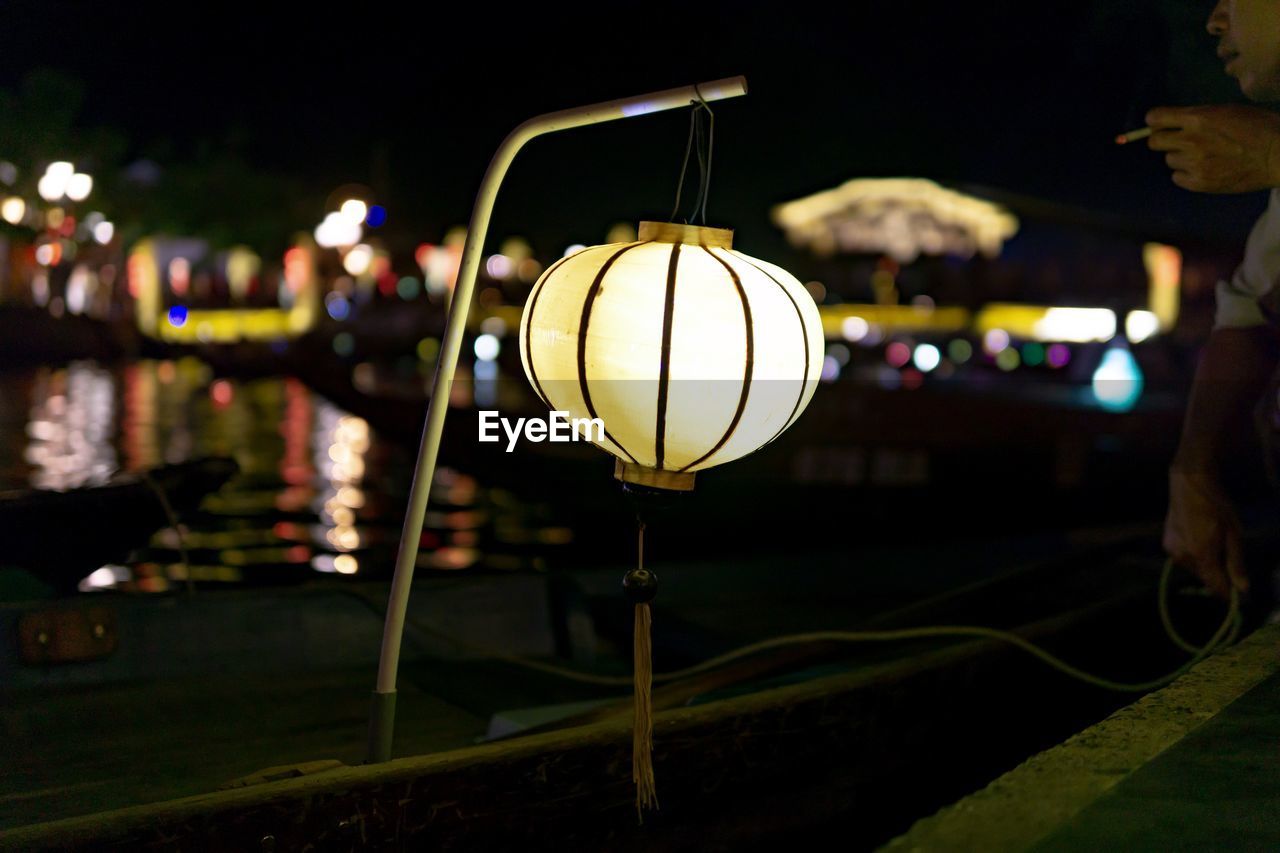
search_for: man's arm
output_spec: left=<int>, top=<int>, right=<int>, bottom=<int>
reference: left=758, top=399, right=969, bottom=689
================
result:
left=1165, top=326, right=1280, bottom=597
left=1144, top=103, right=1280, bottom=596
left=1174, top=327, right=1280, bottom=471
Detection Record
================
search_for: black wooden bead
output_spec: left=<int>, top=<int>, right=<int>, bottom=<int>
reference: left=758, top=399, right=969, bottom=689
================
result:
left=623, top=568, right=659, bottom=603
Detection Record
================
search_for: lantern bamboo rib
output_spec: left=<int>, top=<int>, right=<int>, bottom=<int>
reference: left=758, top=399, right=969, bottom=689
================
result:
left=376, top=560, right=1240, bottom=696
left=677, top=246, right=754, bottom=472
left=653, top=242, right=682, bottom=470
left=725, top=249, right=813, bottom=444
left=368, top=76, right=749, bottom=764
left=575, top=242, right=648, bottom=464
left=522, top=249, right=581, bottom=410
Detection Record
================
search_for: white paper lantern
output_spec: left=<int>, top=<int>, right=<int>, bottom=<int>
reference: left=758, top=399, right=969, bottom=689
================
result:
left=520, top=221, right=822, bottom=490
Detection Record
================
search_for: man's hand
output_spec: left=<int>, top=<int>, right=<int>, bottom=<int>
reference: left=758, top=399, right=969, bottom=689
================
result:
left=1146, top=104, right=1280, bottom=193
left=1163, top=467, right=1249, bottom=599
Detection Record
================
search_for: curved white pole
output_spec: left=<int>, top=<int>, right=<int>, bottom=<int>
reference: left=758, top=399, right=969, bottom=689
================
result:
left=367, top=76, right=748, bottom=763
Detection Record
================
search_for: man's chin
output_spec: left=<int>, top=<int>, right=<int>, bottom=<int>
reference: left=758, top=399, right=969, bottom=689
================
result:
left=1240, top=73, right=1280, bottom=103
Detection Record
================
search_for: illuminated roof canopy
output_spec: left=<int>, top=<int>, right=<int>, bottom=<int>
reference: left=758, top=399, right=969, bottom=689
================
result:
left=773, top=177, right=1019, bottom=263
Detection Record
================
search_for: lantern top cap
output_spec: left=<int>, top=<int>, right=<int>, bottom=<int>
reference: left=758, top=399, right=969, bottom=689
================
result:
left=638, top=221, right=733, bottom=249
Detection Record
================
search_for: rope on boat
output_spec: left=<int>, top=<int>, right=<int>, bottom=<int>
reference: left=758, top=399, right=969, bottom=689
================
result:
left=139, top=470, right=194, bottom=597
left=379, top=559, right=1241, bottom=694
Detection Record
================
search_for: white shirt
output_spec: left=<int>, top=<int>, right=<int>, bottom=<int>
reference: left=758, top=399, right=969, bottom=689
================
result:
left=1215, top=188, right=1280, bottom=328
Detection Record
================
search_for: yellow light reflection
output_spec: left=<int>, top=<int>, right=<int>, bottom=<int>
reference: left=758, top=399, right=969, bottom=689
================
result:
left=1143, top=242, right=1181, bottom=332
left=1125, top=309, right=1160, bottom=344
left=975, top=304, right=1116, bottom=343
left=820, top=304, right=970, bottom=339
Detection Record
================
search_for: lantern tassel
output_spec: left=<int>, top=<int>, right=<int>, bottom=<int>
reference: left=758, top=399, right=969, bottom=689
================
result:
left=623, top=520, right=659, bottom=822
left=633, top=600, right=657, bottom=820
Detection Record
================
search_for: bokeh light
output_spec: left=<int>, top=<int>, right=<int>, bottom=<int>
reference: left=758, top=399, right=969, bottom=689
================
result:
left=339, top=199, right=368, bottom=225
left=995, top=348, right=1020, bottom=371
left=343, top=244, right=373, bottom=276
left=325, top=292, right=351, bottom=321
left=1, top=197, right=25, bottom=225
left=912, top=343, right=941, bottom=372
left=486, top=254, right=514, bottom=279
left=210, top=380, right=234, bottom=407
left=885, top=341, right=911, bottom=368
left=983, top=329, right=1010, bottom=356
left=1092, top=346, right=1144, bottom=412
left=1125, top=309, right=1160, bottom=344
left=474, top=333, right=500, bottom=361
left=417, top=337, right=440, bottom=362
left=948, top=339, right=973, bottom=363
left=315, top=212, right=361, bottom=248
left=34, top=243, right=60, bottom=266
left=1046, top=343, right=1071, bottom=368
left=841, top=316, right=870, bottom=342
left=65, top=173, right=93, bottom=201
left=397, top=276, right=420, bottom=300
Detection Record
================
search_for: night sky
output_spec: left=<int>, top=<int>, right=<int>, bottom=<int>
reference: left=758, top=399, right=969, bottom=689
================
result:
left=0, top=0, right=1266, bottom=265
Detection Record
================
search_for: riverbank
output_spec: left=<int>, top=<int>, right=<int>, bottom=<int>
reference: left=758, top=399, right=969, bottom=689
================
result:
left=0, top=533, right=1256, bottom=849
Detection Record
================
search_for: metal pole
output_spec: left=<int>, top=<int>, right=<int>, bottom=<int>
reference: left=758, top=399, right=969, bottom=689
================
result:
left=366, top=76, right=749, bottom=763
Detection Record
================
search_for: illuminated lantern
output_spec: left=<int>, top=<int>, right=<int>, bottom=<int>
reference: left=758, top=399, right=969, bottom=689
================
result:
left=522, top=220, right=822, bottom=815
left=520, top=221, right=823, bottom=490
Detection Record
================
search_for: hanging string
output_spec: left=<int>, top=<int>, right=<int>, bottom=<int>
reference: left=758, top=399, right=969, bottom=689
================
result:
left=667, top=86, right=715, bottom=225
left=667, top=106, right=697, bottom=223
left=695, top=92, right=714, bottom=225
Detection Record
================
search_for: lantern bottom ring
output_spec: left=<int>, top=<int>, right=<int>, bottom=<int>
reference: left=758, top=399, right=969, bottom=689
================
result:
left=614, top=460, right=696, bottom=492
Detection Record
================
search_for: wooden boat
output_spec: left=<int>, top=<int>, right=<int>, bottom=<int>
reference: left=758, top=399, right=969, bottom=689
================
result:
left=0, top=305, right=137, bottom=366
left=0, top=457, right=238, bottom=592
left=0, top=539, right=1247, bottom=851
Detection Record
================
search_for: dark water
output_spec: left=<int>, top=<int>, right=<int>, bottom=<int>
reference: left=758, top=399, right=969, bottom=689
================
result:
left=0, top=359, right=574, bottom=594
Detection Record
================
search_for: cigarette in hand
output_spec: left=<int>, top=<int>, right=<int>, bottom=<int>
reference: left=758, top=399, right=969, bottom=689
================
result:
left=1115, top=127, right=1153, bottom=145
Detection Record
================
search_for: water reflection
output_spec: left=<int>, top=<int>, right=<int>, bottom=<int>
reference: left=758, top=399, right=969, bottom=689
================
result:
left=23, top=361, right=117, bottom=490
left=0, top=359, right=573, bottom=593
left=313, top=405, right=370, bottom=567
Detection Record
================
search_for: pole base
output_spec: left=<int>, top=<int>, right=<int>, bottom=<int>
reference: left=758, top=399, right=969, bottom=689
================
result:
left=366, top=690, right=397, bottom=764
